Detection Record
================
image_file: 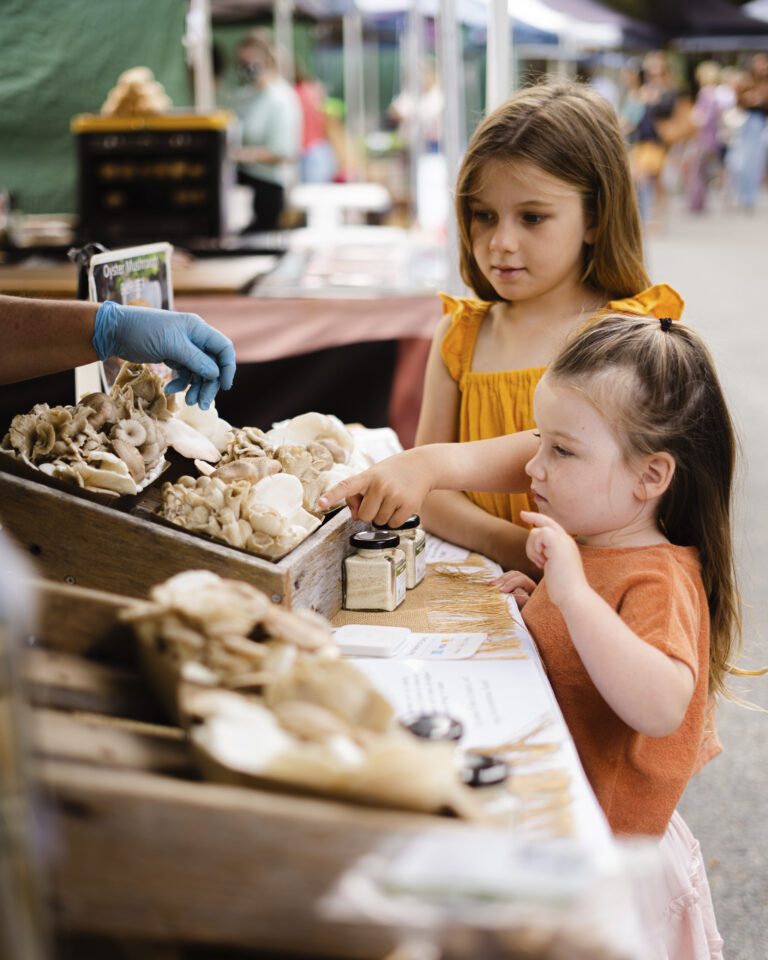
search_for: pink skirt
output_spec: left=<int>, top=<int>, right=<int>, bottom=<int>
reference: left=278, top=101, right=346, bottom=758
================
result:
left=651, top=810, right=724, bottom=959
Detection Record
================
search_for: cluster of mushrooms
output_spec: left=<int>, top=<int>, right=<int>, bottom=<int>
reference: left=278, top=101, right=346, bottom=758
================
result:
left=2, top=364, right=174, bottom=495
left=100, top=66, right=172, bottom=116
left=161, top=412, right=364, bottom=561
left=2, top=360, right=365, bottom=560
left=127, top=571, right=478, bottom=816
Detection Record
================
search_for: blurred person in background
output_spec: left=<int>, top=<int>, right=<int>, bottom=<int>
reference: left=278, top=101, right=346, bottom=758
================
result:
left=729, top=53, right=768, bottom=211
left=618, top=57, right=646, bottom=142
left=231, top=30, right=302, bottom=232
left=686, top=61, right=724, bottom=213
left=294, top=64, right=338, bottom=184
left=387, top=57, right=444, bottom=154
left=630, top=52, right=686, bottom=228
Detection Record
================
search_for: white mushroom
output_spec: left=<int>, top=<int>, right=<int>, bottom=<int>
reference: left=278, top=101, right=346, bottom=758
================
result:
left=160, top=418, right=221, bottom=463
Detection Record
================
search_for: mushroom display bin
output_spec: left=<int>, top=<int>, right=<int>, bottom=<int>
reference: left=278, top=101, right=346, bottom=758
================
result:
left=24, top=577, right=446, bottom=958
left=0, top=467, right=364, bottom=617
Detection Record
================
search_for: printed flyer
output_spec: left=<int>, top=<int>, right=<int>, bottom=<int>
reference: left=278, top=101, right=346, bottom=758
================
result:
left=76, top=242, right=174, bottom=395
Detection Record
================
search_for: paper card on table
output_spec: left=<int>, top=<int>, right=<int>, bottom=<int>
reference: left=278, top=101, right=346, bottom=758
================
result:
left=351, top=657, right=556, bottom=750
left=400, top=632, right=486, bottom=659
left=334, top=624, right=410, bottom=657
left=336, top=625, right=486, bottom=660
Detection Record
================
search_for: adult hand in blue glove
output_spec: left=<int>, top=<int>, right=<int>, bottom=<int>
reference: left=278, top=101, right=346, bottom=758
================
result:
left=92, top=301, right=236, bottom=410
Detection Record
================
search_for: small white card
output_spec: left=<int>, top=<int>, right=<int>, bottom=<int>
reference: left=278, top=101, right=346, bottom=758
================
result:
left=335, top=624, right=486, bottom=660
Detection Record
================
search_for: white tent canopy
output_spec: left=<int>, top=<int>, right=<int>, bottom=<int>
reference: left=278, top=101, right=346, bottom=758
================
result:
left=353, top=0, right=622, bottom=47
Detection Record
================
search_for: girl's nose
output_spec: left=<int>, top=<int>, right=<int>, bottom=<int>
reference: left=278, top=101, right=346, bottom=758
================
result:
left=489, top=219, right=518, bottom=254
left=525, top=451, right=544, bottom=480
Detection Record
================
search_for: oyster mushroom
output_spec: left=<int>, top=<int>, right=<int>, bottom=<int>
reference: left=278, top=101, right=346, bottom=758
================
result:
left=212, top=457, right=281, bottom=484
left=160, top=417, right=221, bottom=463
left=306, top=442, right=334, bottom=470
left=112, top=436, right=146, bottom=483
left=6, top=412, right=39, bottom=458
left=79, top=393, right=117, bottom=431
left=315, top=437, right=347, bottom=464
left=112, top=418, right=147, bottom=447
left=31, top=421, right=56, bottom=460
left=271, top=700, right=353, bottom=742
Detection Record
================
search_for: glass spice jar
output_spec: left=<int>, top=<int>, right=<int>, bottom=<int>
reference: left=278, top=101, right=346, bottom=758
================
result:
left=373, top=514, right=426, bottom=589
left=343, top=530, right=407, bottom=612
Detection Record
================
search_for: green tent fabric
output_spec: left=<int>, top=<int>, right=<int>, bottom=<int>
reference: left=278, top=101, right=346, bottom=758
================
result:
left=0, top=0, right=190, bottom=214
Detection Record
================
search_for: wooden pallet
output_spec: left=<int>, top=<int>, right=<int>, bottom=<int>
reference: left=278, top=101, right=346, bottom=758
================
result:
left=26, top=578, right=463, bottom=958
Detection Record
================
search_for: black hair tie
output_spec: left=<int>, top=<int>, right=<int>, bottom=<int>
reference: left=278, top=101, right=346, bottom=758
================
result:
left=659, top=317, right=673, bottom=332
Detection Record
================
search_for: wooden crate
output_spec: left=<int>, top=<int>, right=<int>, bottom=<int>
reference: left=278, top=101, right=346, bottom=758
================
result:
left=0, top=468, right=364, bottom=618
left=26, top=578, right=461, bottom=958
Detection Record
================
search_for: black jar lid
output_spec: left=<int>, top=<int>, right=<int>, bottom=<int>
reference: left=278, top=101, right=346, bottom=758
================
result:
left=373, top=514, right=421, bottom=531
left=350, top=530, right=401, bottom=550
left=460, top=753, right=509, bottom=788
left=401, top=711, right=464, bottom=742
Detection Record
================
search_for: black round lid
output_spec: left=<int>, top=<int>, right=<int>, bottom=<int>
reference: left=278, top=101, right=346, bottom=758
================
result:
left=460, top=753, right=509, bottom=788
left=350, top=530, right=401, bottom=550
left=401, top=712, right=464, bottom=742
left=373, top=514, right=421, bottom=531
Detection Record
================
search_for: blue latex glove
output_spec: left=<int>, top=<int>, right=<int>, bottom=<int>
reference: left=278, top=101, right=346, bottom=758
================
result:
left=92, top=301, right=236, bottom=410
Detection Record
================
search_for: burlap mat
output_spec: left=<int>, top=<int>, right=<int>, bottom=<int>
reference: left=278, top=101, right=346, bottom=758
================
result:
left=333, top=556, right=527, bottom=659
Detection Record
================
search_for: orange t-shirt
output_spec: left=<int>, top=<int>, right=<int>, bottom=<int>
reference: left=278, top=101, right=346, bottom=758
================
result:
left=521, top=543, right=714, bottom=837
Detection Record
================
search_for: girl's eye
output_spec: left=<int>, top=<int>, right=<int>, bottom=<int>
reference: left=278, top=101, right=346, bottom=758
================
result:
left=471, top=209, right=494, bottom=223
left=522, top=213, right=546, bottom=225
left=553, top=444, right=572, bottom=458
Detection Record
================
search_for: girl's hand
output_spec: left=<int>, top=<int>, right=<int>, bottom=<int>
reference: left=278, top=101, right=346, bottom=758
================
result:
left=519, top=511, right=589, bottom=610
left=318, top=448, right=434, bottom=527
left=492, top=570, right=537, bottom=608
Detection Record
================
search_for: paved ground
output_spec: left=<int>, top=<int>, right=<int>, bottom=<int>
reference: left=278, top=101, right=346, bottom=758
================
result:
left=646, top=193, right=768, bottom=959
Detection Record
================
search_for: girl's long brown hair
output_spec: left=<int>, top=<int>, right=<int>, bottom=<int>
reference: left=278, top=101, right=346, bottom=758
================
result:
left=548, top=313, right=740, bottom=698
left=456, top=81, right=649, bottom=302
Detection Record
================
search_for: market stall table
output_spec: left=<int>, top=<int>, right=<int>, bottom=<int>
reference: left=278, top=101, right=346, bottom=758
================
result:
left=19, top=544, right=649, bottom=958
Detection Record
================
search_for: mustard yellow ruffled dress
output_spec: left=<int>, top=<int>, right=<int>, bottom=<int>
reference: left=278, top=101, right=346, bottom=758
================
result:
left=439, top=283, right=685, bottom=525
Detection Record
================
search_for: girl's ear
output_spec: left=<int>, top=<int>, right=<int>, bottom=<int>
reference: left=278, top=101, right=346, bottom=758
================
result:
left=584, top=224, right=597, bottom=245
left=636, top=452, right=676, bottom=501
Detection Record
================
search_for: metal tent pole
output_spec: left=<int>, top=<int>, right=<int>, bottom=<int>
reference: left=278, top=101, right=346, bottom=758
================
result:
left=404, top=0, right=424, bottom=227
left=186, top=0, right=215, bottom=110
left=274, top=0, right=295, bottom=82
left=437, top=0, right=464, bottom=292
left=487, top=0, right=511, bottom=110
left=343, top=8, right=366, bottom=181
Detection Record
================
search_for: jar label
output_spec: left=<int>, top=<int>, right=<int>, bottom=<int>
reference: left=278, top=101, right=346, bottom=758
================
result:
left=395, top=557, right=407, bottom=607
left=414, top=536, right=426, bottom=585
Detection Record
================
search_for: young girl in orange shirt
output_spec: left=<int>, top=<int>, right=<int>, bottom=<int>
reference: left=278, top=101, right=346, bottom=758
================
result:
left=321, top=312, right=752, bottom=956
left=417, top=80, right=682, bottom=574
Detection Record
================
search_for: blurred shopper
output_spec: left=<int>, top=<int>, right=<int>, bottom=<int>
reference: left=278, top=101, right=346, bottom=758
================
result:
left=686, top=61, right=724, bottom=213
left=388, top=58, right=447, bottom=233
left=631, top=52, right=686, bottom=227
left=618, top=58, right=646, bottom=141
left=231, top=30, right=302, bottom=232
left=294, top=65, right=338, bottom=184
left=387, top=58, right=444, bottom=153
left=729, top=54, right=768, bottom=211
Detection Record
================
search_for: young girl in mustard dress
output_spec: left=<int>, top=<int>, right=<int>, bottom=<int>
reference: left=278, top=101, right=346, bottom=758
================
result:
left=416, top=80, right=683, bottom=574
